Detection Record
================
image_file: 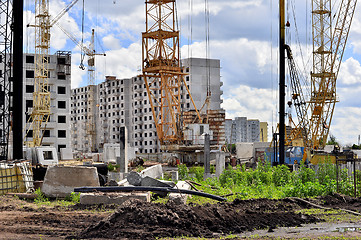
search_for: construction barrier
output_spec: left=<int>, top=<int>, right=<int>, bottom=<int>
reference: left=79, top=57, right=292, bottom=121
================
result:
left=0, top=161, right=34, bottom=194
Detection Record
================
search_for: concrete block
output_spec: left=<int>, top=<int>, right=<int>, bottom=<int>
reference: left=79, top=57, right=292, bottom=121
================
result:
left=169, top=181, right=191, bottom=204
left=236, top=143, right=254, bottom=159
left=215, top=151, right=225, bottom=177
left=79, top=192, right=150, bottom=205
left=127, top=171, right=142, bottom=186
left=141, top=176, right=172, bottom=197
left=92, top=153, right=103, bottom=162
left=60, top=148, right=73, bottom=160
left=36, top=147, right=58, bottom=166
left=141, top=176, right=172, bottom=187
left=108, top=171, right=121, bottom=182
left=140, top=164, right=163, bottom=179
left=42, top=165, right=99, bottom=198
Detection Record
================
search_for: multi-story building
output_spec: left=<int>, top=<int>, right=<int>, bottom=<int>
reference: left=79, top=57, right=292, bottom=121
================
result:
left=71, top=58, right=224, bottom=154
left=259, top=122, right=268, bottom=142
left=23, top=51, right=72, bottom=152
left=225, top=117, right=267, bottom=144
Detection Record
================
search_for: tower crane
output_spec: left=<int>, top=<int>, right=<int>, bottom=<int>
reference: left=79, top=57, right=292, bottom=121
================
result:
left=0, top=0, right=13, bottom=160
left=142, top=0, right=201, bottom=147
left=272, top=0, right=357, bottom=164
left=309, top=0, right=357, bottom=149
left=56, top=25, right=105, bottom=152
left=25, top=0, right=79, bottom=147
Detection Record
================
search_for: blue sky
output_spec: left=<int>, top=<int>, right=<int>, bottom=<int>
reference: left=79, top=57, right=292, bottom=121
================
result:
left=23, top=0, right=361, bottom=146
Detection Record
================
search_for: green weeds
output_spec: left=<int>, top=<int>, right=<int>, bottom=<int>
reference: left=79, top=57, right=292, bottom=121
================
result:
left=181, top=160, right=359, bottom=204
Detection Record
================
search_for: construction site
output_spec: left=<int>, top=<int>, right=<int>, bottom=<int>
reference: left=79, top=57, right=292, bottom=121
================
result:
left=1, top=0, right=361, bottom=239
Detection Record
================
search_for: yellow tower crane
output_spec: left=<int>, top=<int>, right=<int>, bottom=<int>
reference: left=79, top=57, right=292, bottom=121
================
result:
left=309, top=0, right=357, bottom=149
left=25, top=0, right=79, bottom=147
left=142, top=0, right=201, bottom=147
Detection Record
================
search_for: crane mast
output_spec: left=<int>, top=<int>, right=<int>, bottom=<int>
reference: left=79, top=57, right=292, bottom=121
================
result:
left=309, top=0, right=357, bottom=149
left=25, top=0, right=51, bottom=147
left=142, top=0, right=201, bottom=146
left=25, top=0, right=79, bottom=147
left=0, top=0, right=13, bottom=159
left=86, top=29, right=97, bottom=152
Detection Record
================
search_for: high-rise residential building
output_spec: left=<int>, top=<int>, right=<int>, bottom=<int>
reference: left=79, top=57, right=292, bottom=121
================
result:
left=259, top=122, right=268, bottom=142
left=70, top=58, right=224, bottom=154
left=225, top=117, right=266, bottom=144
left=23, top=51, right=72, bottom=152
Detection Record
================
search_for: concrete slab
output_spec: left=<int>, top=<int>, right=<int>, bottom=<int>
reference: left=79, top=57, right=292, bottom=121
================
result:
left=169, top=181, right=191, bottom=204
left=60, top=148, right=73, bottom=160
left=141, top=176, right=172, bottom=187
left=215, top=151, right=225, bottom=177
left=80, top=192, right=150, bottom=205
left=236, top=143, right=254, bottom=159
left=127, top=171, right=142, bottom=186
left=140, top=164, right=163, bottom=179
left=42, top=165, right=99, bottom=198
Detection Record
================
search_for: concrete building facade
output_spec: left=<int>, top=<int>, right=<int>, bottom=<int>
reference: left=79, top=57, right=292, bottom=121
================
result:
left=23, top=51, right=72, bottom=152
left=225, top=117, right=268, bottom=144
left=70, top=58, right=224, bottom=154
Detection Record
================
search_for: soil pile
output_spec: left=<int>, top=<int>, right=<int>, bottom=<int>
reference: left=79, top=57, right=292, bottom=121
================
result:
left=312, top=193, right=361, bottom=212
left=76, top=198, right=319, bottom=240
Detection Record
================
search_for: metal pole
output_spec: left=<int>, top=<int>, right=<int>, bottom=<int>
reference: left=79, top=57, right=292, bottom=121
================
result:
left=279, top=0, right=286, bottom=165
left=336, top=159, right=339, bottom=193
left=13, top=0, right=23, bottom=160
left=354, top=159, right=356, bottom=197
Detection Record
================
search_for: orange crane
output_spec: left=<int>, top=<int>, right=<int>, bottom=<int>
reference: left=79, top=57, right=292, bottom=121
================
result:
left=142, top=0, right=201, bottom=147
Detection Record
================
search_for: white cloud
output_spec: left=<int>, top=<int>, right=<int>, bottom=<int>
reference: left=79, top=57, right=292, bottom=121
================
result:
left=331, top=107, right=361, bottom=146
left=338, top=57, right=361, bottom=85
left=102, top=34, right=121, bottom=49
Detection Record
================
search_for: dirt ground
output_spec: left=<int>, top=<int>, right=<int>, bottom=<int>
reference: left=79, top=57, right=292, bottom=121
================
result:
left=1, top=193, right=361, bottom=240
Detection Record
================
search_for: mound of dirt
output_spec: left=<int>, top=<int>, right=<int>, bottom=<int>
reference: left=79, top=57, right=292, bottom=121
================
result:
left=75, top=198, right=319, bottom=240
left=312, top=193, right=361, bottom=212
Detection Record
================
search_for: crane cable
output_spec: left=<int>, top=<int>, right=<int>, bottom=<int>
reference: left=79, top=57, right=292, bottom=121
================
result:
left=79, top=0, right=85, bottom=70
left=204, top=0, right=211, bottom=118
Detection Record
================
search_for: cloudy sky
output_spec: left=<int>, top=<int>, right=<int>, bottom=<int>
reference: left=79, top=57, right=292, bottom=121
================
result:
left=23, top=0, right=361, bottom=146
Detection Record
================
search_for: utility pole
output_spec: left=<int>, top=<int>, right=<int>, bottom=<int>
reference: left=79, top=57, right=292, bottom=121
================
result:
left=13, top=0, right=23, bottom=160
left=279, top=0, right=286, bottom=165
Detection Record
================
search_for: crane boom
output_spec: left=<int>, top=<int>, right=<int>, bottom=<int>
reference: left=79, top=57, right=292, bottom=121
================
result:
left=285, top=45, right=311, bottom=148
left=49, top=0, right=79, bottom=27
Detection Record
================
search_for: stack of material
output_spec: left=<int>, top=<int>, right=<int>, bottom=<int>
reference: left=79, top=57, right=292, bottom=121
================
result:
left=183, top=109, right=225, bottom=146
left=0, top=161, right=34, bottom=194
left=207, top=109, right=225, bottom=146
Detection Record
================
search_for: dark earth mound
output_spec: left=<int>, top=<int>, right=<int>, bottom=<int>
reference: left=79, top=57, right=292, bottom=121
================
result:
left=75, top=198, right=319, bottom=240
